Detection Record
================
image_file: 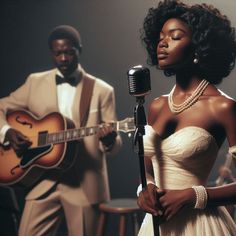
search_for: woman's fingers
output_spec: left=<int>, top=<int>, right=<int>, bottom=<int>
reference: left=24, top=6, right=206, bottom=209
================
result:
left=137, top=184, right=164, bottom=216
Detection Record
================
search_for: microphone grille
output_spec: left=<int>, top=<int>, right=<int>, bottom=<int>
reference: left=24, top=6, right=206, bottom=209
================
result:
left=127, top=65, right=151, bottom=97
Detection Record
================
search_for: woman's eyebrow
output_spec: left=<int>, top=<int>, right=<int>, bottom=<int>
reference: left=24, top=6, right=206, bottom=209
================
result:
left=160, top=28, right=187, bottom=34
left=169, top=28, right=187, bottom=33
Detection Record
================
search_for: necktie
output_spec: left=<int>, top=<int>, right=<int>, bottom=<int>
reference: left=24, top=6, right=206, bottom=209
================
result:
left=55, top=75, right=78, bottom=86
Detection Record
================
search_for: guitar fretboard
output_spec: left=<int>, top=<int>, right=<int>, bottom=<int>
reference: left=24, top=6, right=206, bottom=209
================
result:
left=38, top=119, right=134, bottom=146
left=48, top=126, right=99, bottom=144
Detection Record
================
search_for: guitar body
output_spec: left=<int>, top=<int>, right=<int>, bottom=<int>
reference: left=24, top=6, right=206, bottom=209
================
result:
left=0, top=110, right=77, bottom=186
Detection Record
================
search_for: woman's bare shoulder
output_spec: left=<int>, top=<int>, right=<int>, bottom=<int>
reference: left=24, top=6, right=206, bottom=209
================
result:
left=212, top=90, right=236, bottom=110
left=148, top=95, right=168, bottom=125
left=209, top=89, right=236, bottom=122
left=149, top=95, right=167, bottom=109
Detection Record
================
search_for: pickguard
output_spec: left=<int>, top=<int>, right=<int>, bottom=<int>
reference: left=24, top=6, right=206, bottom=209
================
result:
left=20, top=145, right=53, bottom=168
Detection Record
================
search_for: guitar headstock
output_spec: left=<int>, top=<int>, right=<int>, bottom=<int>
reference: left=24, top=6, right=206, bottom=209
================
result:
left=117, top=117, right=135, bottom=133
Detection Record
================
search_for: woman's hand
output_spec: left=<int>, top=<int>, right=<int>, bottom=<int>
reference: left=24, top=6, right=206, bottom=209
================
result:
left=137, top=183, right=164, bottom=216
left=138, top=185, right=196, bottom=221
left=158, top=188, right=196, bottom=221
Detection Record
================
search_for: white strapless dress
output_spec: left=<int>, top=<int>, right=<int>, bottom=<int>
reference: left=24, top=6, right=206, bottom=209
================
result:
left=138, top=126, right=236, bottom=236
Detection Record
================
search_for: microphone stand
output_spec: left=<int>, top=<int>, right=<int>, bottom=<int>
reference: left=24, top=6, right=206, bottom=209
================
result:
left=133, top=96, right=160, bottom=236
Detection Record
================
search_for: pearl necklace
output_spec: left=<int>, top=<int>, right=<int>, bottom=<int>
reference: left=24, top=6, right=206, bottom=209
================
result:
left=168, top=79, right=209, bottom=114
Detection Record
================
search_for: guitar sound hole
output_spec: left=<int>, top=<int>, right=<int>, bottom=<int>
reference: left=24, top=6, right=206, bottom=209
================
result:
left=16, top=116, right=33, bottom=128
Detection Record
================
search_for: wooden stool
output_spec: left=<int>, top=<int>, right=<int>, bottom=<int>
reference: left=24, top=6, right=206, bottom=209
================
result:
left=96, top=198, right=141, bottom=236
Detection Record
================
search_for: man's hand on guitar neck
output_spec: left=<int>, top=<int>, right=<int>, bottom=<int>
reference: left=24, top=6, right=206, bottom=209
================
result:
left=97, top=123, right=117, bottom=152
left=5, top=128, right=32, bottom=157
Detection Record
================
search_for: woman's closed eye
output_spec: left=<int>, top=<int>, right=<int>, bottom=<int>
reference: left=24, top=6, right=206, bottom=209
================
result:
left=171, top=32, right=185, bottom=40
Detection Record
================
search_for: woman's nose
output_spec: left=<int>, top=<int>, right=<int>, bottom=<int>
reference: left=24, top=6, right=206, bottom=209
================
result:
left=158, top=38, right=168, bottom=48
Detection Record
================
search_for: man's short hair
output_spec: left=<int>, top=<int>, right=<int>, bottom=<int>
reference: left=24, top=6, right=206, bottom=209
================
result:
left=48, top=25, right=82, bottom=53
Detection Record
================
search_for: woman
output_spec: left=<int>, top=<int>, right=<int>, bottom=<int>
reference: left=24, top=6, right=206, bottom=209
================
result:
left=137, top=0, right=236, bottom=235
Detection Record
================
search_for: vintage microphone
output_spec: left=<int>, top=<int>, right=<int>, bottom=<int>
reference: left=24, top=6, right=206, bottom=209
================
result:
left=127, top=65, right=160, bottom=236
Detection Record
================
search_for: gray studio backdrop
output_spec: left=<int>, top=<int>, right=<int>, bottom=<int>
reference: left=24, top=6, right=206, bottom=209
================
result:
left=1, top=0, right=236, bottom=198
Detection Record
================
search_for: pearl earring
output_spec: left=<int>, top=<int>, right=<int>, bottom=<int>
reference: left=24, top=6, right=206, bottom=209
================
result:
left=193, top=58, right=199, bottom=64
left=193, top=53, right=199, bottom=64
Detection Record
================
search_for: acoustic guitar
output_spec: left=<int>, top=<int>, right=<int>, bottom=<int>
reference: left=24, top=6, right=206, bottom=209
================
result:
left=0, top=110, right=135, bottom=186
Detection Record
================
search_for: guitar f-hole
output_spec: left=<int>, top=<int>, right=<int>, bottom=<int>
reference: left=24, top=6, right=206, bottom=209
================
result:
left=10, top=164, right=20, bottom=175
left=16, top=115, right=33, bottom=128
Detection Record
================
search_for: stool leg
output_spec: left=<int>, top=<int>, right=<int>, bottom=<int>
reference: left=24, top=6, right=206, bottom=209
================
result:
left=119, top=214, right=126, bottom=236
left=11, top=212, right=19, bottom=236
left=96, top=212, right=106, bottom=236
left=132, top=212, right=139, bottom=236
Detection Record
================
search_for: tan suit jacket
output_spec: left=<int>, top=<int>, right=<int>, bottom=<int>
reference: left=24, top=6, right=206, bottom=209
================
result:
left=0, top=65, right=121, bottom=205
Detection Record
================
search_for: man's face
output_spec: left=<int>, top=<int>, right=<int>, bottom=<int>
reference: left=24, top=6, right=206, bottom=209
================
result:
left=51, top=39, right=79, bottom=76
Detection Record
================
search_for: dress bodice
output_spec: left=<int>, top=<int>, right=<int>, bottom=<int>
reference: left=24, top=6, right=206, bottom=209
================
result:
left=144, top=126, right=219, bottom=189
left=139, top=126, right=236, bottom=236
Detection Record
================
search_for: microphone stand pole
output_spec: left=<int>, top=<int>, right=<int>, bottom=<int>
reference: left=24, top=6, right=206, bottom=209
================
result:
left=133, top=96, right=160, bottom=236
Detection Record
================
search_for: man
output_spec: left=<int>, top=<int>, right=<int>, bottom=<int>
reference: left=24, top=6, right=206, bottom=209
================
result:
left=0, top=25, right=121, bottom=236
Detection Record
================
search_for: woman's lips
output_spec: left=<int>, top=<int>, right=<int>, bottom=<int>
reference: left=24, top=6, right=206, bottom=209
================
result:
left=157, top=50, right=168, bottom=59
left=158, top=53, right=168, bottom=59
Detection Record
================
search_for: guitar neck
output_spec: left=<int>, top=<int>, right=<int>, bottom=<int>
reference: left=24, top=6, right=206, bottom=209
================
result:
left=39, top=122, right=121, bottom=146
